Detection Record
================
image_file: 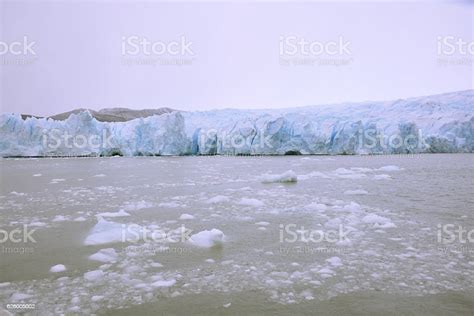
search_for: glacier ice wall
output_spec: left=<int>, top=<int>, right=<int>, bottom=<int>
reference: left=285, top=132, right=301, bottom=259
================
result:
left=1, top=90, right=473, bottom=157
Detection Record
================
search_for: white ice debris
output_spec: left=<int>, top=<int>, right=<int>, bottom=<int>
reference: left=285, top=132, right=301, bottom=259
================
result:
left=344, top=189, right=368, bottom=195
left=179, top=213, right=195, bottom=220
left=206, top=195, right=230, bottom=204
left=49, top=264, right=67, bottom=273
left=159, top=202, right=180, bottom=208
left=96, top=209, right=130, bottom=218
left=83, top=270, right=105, bottom=281
left=362, top=214, right=396, bottom=228
left=122, top=200, right=154, bottom=211
left=189, top=229, right=225, bottom=248
left=84, top=218, right=141, bottom=245
left=377, top=165, right=403, bottom=171
left=305, top=202, right=327, bottom=211
left=52, top=215, right=68, bottom=222
left=238, top=198, right=264, bottom=207
left=326, top=257, right=343, bottom=267
left=89, top=248, right=118, bottom=263
left=260, top=170, right=298, bottom=183
left=10, top=293, right=33, bottom=301
left=373, top=174, right=392, bottom=180
left=151, top=279, right=176, bottom=288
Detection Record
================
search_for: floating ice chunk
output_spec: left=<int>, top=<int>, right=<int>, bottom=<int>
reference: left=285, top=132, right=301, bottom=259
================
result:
left=84, top=269, right=105, bottom=281
left=298, top=171, right=329, bottom=180
left=151, top=279, right=176, bottom=288
left=319, top=267, right=335, bottom=275
left=189, top=229, right=225, bottom=248
left=52, top=215, right=68, bottom=222
left=179, top=213, right=195, bottom=220
left=344, top=189, right=368, bottom=195
left=205, top=258, right=215, bottom=263
left=150, top=262, right=163, bottom=268
left=260, top=170, right=297, bottom=183
left=10, top=191, right=26, bottom=196
left=373, top=174, right=392, bottom=180
left=255, top=221, right=270, bottom=226
left=74, top=216, right=87, bottom=222
left=29, top=221, right=47, bottom=227
left=305, top=202, right=327, bottom=211
left=335, top=168, right=352, bottom=174
left=93, top=174, right=106, bottom=177
left=377, top=165, right=403, bottom=172
left=50, top=178, right=65, bottom=184
left=351, top=167, right=373, bottom=173
left=326, top=257, right=343, bottom=267
left=343, top=202, right=361, bottom=212
left=49, top=264, right=67, bottom=273
left=223, top=303, right=232, bottom=308
left=122, top=200, right=154, bottom=211
left=91, top=295, right=104, bottom=302
left=362, top=214, right=396, bottom=228
left=89, top=248, right=118, bottom=263
left=96, top=209, right=130, bottom=218
left=159, top=202, right=180, bottom=208
left=33, top=173, right=42, bottom=177
left=206, top=195, right=230, bottom=204
left=84, top=218, right=141, bottom=245
left=10, top=293, right=33, bottom=301
left=238, top=198, right=264, bottom=207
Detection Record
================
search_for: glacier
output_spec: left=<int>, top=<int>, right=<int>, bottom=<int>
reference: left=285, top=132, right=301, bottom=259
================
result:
left=1, top=90, right=473, bottom=157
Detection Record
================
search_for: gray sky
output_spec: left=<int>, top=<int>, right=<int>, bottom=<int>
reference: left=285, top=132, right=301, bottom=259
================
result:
left=0, top=0, right=472, bottom=117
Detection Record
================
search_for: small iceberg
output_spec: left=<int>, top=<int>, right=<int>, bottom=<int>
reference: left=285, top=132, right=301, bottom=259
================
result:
left=84, top=217, right=142, bottom=246
left=89, top=248, right=118, bottom=263
left=96, top=209, right=130, bottom=218
left=189, top=229, right=225, bottom=248
left=260, top=170, right=297, bottom=183
left=49, top=264, right=67, bottom=273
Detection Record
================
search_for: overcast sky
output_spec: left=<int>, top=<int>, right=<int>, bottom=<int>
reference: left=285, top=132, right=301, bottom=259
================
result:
left=0, top=0, right=472, bottom=117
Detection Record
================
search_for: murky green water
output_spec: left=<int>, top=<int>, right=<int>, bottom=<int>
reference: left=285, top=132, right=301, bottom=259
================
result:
left=0, top=154, right=472, bottom=315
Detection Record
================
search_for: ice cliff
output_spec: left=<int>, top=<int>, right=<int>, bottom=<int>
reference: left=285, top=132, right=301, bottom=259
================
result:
left=1, top=90, right=473, bottom=156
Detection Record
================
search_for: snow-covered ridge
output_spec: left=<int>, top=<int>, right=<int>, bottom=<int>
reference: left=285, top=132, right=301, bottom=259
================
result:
left=1, top=90, right=473, bottom=156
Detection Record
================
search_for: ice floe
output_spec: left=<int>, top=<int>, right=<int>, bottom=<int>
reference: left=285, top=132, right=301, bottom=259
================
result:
left=49, top=264, right=67, bottom=273
left=238, top=198, right=264, bottom=207
left=179, top=213, right=195, bottom=220
left=89, top=248, right=118, bottom=263
left=189, top=229, right=225, bottom=248
left=96, top=209, right=130, bottom=218
left=260, top=170, right=298, bottom=183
